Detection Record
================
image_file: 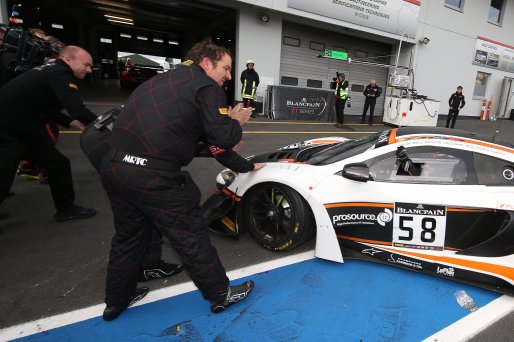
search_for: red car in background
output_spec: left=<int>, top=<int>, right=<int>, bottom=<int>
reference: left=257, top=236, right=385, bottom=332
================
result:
left=120, top=65, right=164, bottom=89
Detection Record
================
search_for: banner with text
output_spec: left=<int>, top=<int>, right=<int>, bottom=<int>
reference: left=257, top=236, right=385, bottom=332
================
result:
left=287, top=0, right=420, bottom=38
left=473, top=37, right=514, bottom=73
left=270, top=86, right=336, bottom=121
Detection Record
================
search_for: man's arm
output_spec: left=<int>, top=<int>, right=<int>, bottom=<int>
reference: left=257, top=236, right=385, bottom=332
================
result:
left=460, top=95, right=465, bottom=109
left=342, top=80, right=349, bottom=90
left=449, top=94, right=454, bottom=107
left=198, top=85, right=248, bottom=150
left=48, top=69, right=97, bottom=125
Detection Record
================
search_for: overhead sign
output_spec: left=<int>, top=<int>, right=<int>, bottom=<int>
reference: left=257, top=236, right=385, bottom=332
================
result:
left=324, top=49, right=348, bottom=60
left=287, top=0, right=420, bottom=38
left=473, top=37, right=514, bottom=73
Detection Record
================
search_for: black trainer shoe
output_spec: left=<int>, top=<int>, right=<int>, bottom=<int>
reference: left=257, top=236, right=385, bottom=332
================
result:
left=17, top=163, right=40, bottom=179
left=210, top=280, right=254, bottom=313
left=139, top=261, right=184, bottom=282
left=54, top=205, right=97, bottom=222
left=103, top=287, right=149, bottom=321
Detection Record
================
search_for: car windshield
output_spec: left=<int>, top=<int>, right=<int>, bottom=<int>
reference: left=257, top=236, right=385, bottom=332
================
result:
left=306, top=133, right=380, bottom=165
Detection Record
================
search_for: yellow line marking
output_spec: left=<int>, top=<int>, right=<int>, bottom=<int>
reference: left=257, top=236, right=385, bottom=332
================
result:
left=244, top=131, right=378, bottom=134
left=248, top=121, right=374, bottom=126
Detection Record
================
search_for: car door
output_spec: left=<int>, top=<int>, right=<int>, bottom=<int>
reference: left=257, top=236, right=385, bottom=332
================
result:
left=316, top=144, right=499, bottom=252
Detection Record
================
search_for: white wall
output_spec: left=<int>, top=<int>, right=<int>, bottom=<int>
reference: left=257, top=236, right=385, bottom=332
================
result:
left=0, top=0, right=8, bottom=24
left=236, top=7, right=283, bottom=101
left=415, top=0, right=514, bottom=117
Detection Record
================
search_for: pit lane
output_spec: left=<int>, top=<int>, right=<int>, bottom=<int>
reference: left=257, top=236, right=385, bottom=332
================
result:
left=1, top=86, right=513, bottom=340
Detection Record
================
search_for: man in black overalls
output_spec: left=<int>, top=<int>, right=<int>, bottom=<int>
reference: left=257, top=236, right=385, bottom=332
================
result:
left=97, top=39, right=265, bottom=321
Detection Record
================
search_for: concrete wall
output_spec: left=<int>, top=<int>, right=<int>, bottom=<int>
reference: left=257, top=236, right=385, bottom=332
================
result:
left=236, top=7, right=283, bottom=101
left=414, top=0, right=514, bottom=117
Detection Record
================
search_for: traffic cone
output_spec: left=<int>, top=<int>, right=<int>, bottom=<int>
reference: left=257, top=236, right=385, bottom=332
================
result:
left=480, top=98, right=487, bottom=120
left=485, top=96, right=493, bottom=121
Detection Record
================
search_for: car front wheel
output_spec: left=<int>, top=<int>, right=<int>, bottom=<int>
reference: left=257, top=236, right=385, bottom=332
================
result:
left=242, top=183, right=315, bottom=252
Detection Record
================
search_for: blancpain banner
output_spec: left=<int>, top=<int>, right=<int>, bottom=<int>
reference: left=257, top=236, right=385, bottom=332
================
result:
left=287, top=0, right=420, bottom=38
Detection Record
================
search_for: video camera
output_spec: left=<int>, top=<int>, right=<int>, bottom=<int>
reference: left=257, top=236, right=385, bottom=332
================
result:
left=0, top=24, right=61, bottom=75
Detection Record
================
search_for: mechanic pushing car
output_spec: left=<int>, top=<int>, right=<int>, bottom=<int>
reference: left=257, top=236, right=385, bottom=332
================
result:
left=97, top=39, right=265, bottom=321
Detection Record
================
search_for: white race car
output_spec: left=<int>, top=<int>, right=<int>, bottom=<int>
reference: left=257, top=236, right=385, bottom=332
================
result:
left=202, top=127, right=514, bottom=294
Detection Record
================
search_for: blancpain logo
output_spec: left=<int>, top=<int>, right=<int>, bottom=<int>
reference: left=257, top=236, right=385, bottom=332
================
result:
left=332, top=208, right=393, bottom=226
left=286, top=100, right=322, bottom=107
left=396, top=206, right=445, bottom=216
left=122, top=154, right=148, bottom=166
left=437, top=266, right=455, bottom=277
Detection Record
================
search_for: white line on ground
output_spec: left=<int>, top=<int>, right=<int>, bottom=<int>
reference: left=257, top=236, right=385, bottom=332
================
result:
left=423, top=295, right=514, bottom=342
left=0, top=251, right=315, bottom=342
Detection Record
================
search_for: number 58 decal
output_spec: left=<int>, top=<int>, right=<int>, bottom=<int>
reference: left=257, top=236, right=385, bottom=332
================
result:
left=392, top=203, right=447, bottom=251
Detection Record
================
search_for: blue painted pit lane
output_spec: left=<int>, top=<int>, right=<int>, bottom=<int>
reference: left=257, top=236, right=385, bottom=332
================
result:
left=15, top=259, right=499, bottom=341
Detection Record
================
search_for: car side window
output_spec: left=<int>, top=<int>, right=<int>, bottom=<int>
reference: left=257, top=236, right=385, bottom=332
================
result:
left=474, top=153, right=514, bottom=186
left=367, top=146, right=476, bottom=185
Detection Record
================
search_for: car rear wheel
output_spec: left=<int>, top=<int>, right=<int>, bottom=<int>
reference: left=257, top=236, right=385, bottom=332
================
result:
left=242, top=183, right=315, bottom=252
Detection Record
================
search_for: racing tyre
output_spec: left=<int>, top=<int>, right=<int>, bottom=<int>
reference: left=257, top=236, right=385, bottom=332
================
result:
left=243, top=183, right=315, bottom=252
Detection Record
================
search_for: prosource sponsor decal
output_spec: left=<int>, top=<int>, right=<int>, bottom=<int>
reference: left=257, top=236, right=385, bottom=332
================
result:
left=332, top=208, right=393, bottom=227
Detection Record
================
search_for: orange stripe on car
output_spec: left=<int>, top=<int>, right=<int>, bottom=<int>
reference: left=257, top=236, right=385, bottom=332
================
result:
left=447, top=208, right=495, bottom=213
left=382, top=247, right=514, bottom=282
left=310, top=139, right=343, bottom=144
left=337, top=235, right=392, bottom=246
left=325, top=202, right=394, bottom=209
left=222, top=188, right=241, bottom=202
left=388, top=128, right=397, bottom=145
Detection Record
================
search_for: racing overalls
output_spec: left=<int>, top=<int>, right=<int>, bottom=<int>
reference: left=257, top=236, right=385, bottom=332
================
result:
left=0, top=59, right=97, bottom=209
left=335, top=80, right=349, bottom=124
left=81, top=106, right=255, bottom=276
left=240, top=68, right=259, bottom=110
left=99, top=61, right=250, bottom=306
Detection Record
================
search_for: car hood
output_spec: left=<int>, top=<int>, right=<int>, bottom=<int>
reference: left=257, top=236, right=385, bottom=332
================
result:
left=248, top=137, right=351, bottom=164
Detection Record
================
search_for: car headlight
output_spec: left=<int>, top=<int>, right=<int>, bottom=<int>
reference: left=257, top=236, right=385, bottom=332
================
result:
left=216, top=169, right=238, bottom=189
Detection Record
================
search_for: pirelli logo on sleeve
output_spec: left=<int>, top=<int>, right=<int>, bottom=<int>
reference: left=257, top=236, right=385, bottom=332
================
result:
left=69, top=83, right=78, bottom=90
left=218, top=107, right=228, bottom=115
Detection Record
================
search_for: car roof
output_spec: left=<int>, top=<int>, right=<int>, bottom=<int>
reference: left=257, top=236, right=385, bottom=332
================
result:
left=395, top=127, right=514, bottom=149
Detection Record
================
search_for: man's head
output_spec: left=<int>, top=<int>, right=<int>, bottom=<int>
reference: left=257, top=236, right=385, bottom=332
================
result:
left=187, top=39, right=233, bottom=86
left=370, top=79, right=376, bottom=87
left=338, top=73, right=345, bottom=81
left=59, top=46, right=93, bottom=79
left=457, top=86, right=463, bottom=93
left=246, top=59, right=254, bottom=70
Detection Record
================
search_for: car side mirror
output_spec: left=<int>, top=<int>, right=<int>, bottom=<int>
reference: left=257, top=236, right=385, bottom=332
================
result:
left=342, top=163, right=370, bottom=182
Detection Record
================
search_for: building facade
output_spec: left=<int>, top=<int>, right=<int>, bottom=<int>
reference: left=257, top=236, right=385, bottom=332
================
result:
left=225, top=0, right=514, bottom=119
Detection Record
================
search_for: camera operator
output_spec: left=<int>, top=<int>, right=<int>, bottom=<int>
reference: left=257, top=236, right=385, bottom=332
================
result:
left=334, top=72, right=349, bottom=128
left=0, top=45, right=97, bottom=222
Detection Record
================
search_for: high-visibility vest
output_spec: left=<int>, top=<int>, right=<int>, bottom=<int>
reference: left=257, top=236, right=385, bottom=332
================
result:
left=335, top=82, right=349, bottom=100
left=242, top=79, right=256, bottom=99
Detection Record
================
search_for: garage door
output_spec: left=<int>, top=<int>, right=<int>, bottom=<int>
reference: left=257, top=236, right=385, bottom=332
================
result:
left=280, top=21, right=392, bottom=116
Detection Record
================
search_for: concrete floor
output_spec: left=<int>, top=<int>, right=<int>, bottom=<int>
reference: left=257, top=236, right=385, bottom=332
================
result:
left=0, top=79, right=513, bottom=340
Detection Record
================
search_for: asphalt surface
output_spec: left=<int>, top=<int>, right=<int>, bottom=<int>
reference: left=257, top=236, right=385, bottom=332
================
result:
left=0, top=80, right=513, bottom=340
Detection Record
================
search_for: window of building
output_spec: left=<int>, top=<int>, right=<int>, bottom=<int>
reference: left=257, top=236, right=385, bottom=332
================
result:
left=488, top=0, right=504, bottom=24
left=374, top=54, right=388, bottom=64
left=283, top=36, right=301, bottom=47
left=307, top=79, right=322, bottom=88
left=473, top=71, right=490, bottom=99
left=351, top=84, right=365, bottom=92
left=281, top=76, right=298, bottom=86
left=334, top=46, right=347, bottom=53
left=444, top=0, right=464, bottom=11
left=367, top=146, right=475, bottom=185
left=310, top=41, right=325, bottom=51
left=474, top=153, right=514, bottom=186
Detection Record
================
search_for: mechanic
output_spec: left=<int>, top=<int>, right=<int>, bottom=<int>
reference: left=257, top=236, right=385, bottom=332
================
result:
left=240, top=59, right=259, bottom=116
left=0, top=45, right=97, bottom=222
left=446, top=86, right=466, bottom=129
left=361, top=80, right=382, bottom=126
left=98, top=39, right=265, bottom=321
left=334, top=72, right=349, bottom=128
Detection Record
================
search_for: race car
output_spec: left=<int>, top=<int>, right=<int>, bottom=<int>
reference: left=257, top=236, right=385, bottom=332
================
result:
left=202, top=127, right=514, bottom=295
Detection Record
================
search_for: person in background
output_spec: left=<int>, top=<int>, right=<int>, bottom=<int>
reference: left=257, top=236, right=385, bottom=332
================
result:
left=240, top=59, right=259, bottom=117
left=334, top=72, right=349, bottom=128
left=361, top=79, right=382, bottom=125
left=446, top=86, right=465, bottom=129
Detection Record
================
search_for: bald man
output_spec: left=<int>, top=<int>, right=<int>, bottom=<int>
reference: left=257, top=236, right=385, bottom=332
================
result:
left=0, top=45, right=98, bottom=222
left=362, top=79, right=382, bottom=125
